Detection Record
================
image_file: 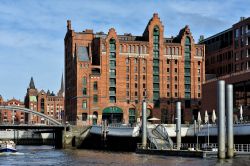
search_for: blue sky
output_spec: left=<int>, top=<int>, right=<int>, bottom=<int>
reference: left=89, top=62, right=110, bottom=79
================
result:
left=0, top=0, right=249, bottom=101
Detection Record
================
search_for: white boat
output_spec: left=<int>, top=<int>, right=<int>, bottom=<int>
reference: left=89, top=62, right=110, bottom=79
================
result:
left=90, top=124, right=140, bottom=137
left=0, top=140, right=17, bottom=153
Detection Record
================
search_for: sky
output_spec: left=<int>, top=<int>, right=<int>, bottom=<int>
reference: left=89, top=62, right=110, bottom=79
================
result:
left=0, top=0, right=249, bottom=101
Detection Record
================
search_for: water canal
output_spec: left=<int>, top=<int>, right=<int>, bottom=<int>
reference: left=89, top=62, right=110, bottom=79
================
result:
left=0, top=146, right=249, bottom=166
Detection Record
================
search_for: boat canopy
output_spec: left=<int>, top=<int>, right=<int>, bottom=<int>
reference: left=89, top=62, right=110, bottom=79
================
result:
left=103, top=106, right=123, bottom=114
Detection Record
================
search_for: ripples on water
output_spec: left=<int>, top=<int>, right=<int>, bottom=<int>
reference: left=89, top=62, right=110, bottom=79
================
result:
left=0, top=146, right=249, bottom=166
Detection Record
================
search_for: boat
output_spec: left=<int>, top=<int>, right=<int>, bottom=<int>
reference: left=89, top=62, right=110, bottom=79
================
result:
left=0, top=140, right=17, bottom=153
left=90, top=124, right=140, bottom=137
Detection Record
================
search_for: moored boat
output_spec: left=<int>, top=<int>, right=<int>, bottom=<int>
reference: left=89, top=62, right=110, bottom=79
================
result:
left=0, top=140, right=17, bottom=153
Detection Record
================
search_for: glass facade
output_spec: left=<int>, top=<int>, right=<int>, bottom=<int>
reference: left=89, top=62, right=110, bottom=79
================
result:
left=184, top=37, right=191, bottom=99
left=153, top=26, right=160, bottom=107
left=109, top=39, right=116, bottom=102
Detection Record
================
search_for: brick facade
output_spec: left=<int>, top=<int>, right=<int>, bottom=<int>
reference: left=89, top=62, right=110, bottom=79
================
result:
left=24, top=77, right=65, bottom=124
left=65, top=13, right=205, bottom=125
left=0, top=97, right=25, bottom=124
left=200, top=17, right=250, bottom=121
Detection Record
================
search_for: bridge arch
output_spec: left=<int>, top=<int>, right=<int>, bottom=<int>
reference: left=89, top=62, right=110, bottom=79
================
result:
left=0, top=105, right=61, bottom=125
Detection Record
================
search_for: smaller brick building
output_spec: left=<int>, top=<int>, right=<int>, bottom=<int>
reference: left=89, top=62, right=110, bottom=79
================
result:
left=24, top=76, right=65, bottom=124
left=0, top=96, right=25, bottom=124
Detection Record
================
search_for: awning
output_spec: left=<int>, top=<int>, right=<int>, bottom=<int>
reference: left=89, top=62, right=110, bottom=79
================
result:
left=103, top=106, right=123, bottom=114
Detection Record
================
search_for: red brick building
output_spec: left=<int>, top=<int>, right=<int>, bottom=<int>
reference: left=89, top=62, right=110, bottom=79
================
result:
left=200, top=17, right=250, bottom=121
left=65, top=13, right=205, bottom=125
left=24, top=76, right=65, bottom=124
left=0, top=96, right=25, bottom=124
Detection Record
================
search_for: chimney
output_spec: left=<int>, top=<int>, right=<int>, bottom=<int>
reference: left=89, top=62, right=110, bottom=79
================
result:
left=199, top=35, right=204, bottom=42
left=240, top=17, right=245, bottom=21
left=67, top=20, right=71, bottom=30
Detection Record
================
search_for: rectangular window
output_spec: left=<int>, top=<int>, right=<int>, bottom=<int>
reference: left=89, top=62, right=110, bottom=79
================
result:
left=175, top=92, right=178, bottom=97
left=143, top=83, right=146, bottom=89
left=93, top=94, right=98, bottom=103
left=175, top=76, right=178, bottom=81
left=135, top=75, right=138, bottom=81
left=93, top=81, right=98, bottom=91
left=110, top=52, right=116, bottom=59
left=167, top=92, right=170, bottom=97
left=83, top=88, right=87, bottom=95
left=126, top=58, right=129, bottom=64
left=126, top=75, right=129, bottom=81
left=175, top=68, right=177, bottom=73
left=126, top=91, right=129, bottom=97
left=126, top=66, right=129, bottom=72
left=135, top=83, right=138, bottom=88
left=82, top=101, right=87, bottom=109
left=175, top=84, right=177, bottom=89
left=153, top=59, right=159, bottom=66
left=83, top=77, right=87, bottom=85
left=143, top=67, right=146, bottom=73
left=153, top=91, right=159, bottom=100
left=110, top=60, right=116, bottom=68
left=126, top=83, right=129, bottom=89
left=135, top=91, right=138, bottom=96
left=134, top=66, right=137, bottom=72
left=143, top=75, right=146, bottom=81
left=153, top=83, right=159, bottom=89
left=134, top=58, right=138, bottom=64
left=153, top=75, right=159, bottom=82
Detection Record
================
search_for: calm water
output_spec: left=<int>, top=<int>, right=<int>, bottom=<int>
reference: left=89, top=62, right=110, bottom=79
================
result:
left=0, top=146, right=249, bottom=166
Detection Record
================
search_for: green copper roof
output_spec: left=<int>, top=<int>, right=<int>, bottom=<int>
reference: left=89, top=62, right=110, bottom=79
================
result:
left=103, top=106, right=123, bottom=114
left=29, top=96, right=37, bottom=102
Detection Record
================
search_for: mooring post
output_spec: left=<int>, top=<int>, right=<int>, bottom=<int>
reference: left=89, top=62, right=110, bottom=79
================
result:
left=142, top=99, right=147, bottom=149
left=217, top=80, right=226, bottom=159
left=226, top=84, right=234, bottom=158
left=176, top=101, right=181, bottom=150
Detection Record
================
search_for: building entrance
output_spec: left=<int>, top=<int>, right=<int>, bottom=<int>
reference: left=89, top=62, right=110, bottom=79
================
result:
left=102, top=106, right=123, bottom=124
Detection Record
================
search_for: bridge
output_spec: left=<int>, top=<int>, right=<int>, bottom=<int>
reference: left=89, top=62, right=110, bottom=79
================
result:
left=0, top=106, right=65, bottom=148
left=0, top=105, right=62, bottom=125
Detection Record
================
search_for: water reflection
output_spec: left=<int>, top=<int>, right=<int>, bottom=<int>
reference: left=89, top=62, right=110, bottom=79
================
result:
left=0, top=146, right=249, bottom=166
